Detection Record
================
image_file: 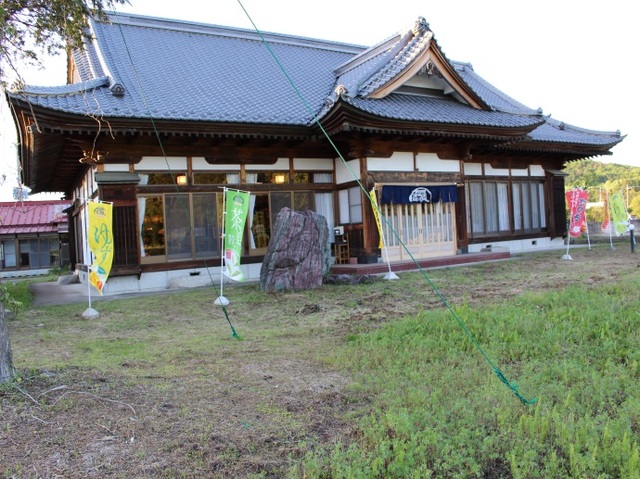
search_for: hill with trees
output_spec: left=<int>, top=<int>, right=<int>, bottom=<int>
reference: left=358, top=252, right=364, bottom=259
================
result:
left=563, top=159, right=640, bottom=219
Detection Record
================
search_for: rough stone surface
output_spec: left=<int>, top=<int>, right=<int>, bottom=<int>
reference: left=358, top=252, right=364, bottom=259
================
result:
left=323, top=274, right=379, bottom=285
left=260, top=208, right=330, bottom=292
left=56, top=274, right=80, bottom=285
left=0, top=303, right=15, bottom=383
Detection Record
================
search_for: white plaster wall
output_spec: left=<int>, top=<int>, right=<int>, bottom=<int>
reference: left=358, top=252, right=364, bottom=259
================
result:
left=79, top=263, right=263, bottom=295
left=192, top=158, right=241, bottom=170
left=0, top=268, right=51, bottom=279
left=293, top=158, right=334, bottom=170
left=467, top=236, right=565, bottom=254
left=335, top=158, right=360, bottom=184
left=483, top=164, right=510, bottom=176
left=415, top=153, right=459, bottom=172
left=529, top=165, right=546, bottom=177
left=511, top=168, right=530, bottom=177
left=463, top=163, right=483, bottom=175
left=136, top=157, right=187, bottom=170
left=367, top=152, right=413, bottom=172
left=103, top=163, right=130, bottom=172
left=246, top=158, right=289, bottom=170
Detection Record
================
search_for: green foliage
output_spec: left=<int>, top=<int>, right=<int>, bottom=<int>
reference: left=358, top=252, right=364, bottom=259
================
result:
left=0, top=282, right=26, bottom=315
left=564, top=159, right=640, bottom=191
left=0, top=0, right=128, bottom=83
left=564, top=159, right=640, bottom=216
left=296, top=277, right=640, bottom=478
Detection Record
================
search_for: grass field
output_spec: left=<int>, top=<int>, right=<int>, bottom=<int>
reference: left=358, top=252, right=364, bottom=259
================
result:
left=1, top=245, right=639, bottom=477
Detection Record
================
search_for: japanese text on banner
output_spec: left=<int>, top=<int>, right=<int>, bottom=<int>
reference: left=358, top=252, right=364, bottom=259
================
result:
left=369, top=188, right=384, bottom=249
left=88, top=202, right=113, bottom=295
left=566, top=189, right=589, bottom=237
left=609, top=191, right=629, bottom=236
left=223, top=190, right=250, bottom=281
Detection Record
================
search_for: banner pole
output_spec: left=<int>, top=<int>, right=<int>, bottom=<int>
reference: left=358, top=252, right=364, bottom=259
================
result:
left=371, top=186, right=398, bottom=280
left=562, top=189, right=574, bottom=260
left=86, top=200, right=91, bottom=309
left=215, top=187, right=229, bottom=306
left=585, top=203, right=592, bottom=251
left=82, top=197, right=99, bottom=318
left=607, top=190, right=615, bottom=250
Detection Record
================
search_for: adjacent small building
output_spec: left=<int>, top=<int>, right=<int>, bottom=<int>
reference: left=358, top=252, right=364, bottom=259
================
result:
left=5, top=13, right=624, bottom=292
left=0, top=200, right=70, bottom=277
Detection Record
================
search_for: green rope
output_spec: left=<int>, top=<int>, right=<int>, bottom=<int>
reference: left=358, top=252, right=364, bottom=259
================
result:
left=221, top=305, right=241, bottom=339
left=237, top=0, right=536, bottom=405
left=115, top=20, right=239, bottom=339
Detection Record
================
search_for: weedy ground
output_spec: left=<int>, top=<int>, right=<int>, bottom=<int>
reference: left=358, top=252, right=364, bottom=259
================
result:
left=1, top=244, right=639, bottom=478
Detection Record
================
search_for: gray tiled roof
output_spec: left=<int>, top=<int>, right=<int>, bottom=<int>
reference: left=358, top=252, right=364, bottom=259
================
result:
left=529, top=117, right=622, bottom=146
left=345, top=94, right=540, bottom=128
left=8, top=12, right=622, bottom=148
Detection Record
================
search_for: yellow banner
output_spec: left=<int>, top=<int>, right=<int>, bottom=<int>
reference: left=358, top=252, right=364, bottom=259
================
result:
left=370, top=188, right=384, bottom=249
left=609, top=191, right=629, bottom=236
left=88, top=201, right=114, bottom=294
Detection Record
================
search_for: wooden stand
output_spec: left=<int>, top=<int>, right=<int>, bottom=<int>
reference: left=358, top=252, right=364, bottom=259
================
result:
left=334, top=234, right=350, bottom=264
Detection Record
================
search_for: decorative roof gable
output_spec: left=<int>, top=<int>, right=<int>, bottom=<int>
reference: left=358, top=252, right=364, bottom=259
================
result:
left=332, top=18, right=487, bottom=109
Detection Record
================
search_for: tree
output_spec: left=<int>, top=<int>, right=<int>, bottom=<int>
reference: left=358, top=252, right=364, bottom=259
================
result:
left=0, top=0, right=128, bottom=84
left=0, top=301, right=14, bottom=383
left=0, top=0, right=127, bottom=382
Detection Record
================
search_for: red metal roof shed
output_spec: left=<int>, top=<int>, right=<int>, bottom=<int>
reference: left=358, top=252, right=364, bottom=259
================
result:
left=0, top=201, right=70, bottom=235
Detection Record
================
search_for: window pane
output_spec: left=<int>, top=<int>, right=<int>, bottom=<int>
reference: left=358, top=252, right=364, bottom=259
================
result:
left=313, top=173, right=332, bottom=183
left=339, top=189, right=349, bottom=224
left=193, top=193, right=219, bottom=258
left=270, top=192, right=292, bottom=223
left=538, top=184, right=547, bottom=228
left=512, top=183, right=522, bottom=230
left=144, top=172, right=185, bottom=185
left=530, top=183, right=540, bottom=229
left=497, top=182, right=510, bottom=231
left=19, top=239, right=30, bottom=267
left=484, top=182, right=498, bottom=233
left=294, top=191, right=313, bottom=211
left=469, top=182, right=485, bottom=235
left=348, top=186, right=362, bottom=223
left=165, top=194, right=192, bottom=260
left=294, top=172, right=311, bottom=184
left=249, top=194, right=270, bottom=251
left=254, top=172, right=289, bottom=184
left=39, top=239, right=50, bottom=268
left=2, top=240, right=17, bottom=268
left=193, top=173, right=228, bottom=185
left=140, top=196, right=165, bottom=258
left=315, top=192, right=334, bottom=242
left=522, top=183, right=532, bottom=230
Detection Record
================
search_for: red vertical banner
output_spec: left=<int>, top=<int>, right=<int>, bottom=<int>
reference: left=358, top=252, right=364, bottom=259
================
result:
left=566, top=188, right=589, bottom=237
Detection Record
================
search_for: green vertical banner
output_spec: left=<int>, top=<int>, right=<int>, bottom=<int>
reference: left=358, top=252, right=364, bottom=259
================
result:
left=223, top=189, right=250, bottom=281
left=609, top=191, right=629, bottom=236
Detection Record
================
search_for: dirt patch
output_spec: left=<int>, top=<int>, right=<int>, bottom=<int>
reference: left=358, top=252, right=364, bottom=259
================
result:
left=2, top=245, right=639, bottom=477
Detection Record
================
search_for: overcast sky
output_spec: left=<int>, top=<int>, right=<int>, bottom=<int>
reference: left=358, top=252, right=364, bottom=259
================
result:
left=1, top=0, right=636, bottom=199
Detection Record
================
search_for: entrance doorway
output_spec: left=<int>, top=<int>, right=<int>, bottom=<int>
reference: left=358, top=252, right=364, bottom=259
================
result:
left=380, top=201, right=456, bottom=261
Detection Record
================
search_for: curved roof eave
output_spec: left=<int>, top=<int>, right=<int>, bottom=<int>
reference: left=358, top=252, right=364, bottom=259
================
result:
left=315, top=100, right=544, bottom=140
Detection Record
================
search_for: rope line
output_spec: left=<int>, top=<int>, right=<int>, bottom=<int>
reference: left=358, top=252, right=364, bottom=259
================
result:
left=237, top=0, right=536, bottom=405
left=113, top=18, right=239, bottom=338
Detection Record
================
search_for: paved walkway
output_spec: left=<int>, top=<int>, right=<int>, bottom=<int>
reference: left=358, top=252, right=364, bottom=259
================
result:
left=29, top=281, right=90, bottom=306
left=28, top=281, right=182, bottom=307
left=27, top=247, right=535, bottom=306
